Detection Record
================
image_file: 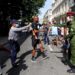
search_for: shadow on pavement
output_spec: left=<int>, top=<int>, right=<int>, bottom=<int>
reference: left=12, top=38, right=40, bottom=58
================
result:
left=50, top=51, right=63, bottom=53
left=56, top=56, right=68, bottom=65
left=67, top=68, right=75, bottom=73
left=0, top=51, right=10, bottom=65
left=6, top=61, right=28, bottom=75
left=56, top=56, right=75, bottom=73
left=6, top=50, right=32, bottom=75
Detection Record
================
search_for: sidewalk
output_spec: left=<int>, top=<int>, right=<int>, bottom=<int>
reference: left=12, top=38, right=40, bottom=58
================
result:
left=2, top=36, right=75, bottom=75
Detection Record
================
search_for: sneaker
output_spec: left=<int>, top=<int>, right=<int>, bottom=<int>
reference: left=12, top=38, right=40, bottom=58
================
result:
left=42, top=52, right=47, bottom=58
left=31, top=57, right=36, bottom=63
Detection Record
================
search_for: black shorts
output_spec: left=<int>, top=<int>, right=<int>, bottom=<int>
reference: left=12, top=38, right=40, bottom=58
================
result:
left=32, top=38, right=40, bottom=48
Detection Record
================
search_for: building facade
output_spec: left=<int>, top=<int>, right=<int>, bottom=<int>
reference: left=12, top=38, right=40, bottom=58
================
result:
left=52, top=0, right=75, bottom=24
left=43, top=9, right=53, bottom=24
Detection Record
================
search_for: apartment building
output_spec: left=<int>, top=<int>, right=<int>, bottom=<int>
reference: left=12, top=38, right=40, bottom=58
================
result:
left=43, top=9, right=53, bottom=23
left=52, top=0, right=75, bottom=23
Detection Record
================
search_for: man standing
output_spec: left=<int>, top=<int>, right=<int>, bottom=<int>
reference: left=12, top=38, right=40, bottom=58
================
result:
left=43, top=23, right=50, bottom=45
left=31, top=16, right=46, bottom=62
left=8, top=19, right=31, bottom=67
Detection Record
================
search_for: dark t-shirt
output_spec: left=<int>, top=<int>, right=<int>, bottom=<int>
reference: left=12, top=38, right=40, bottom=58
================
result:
left=32, top=23, right=38, bottom=30
left=31, top=23, right=39, bottom=38
left=58, top=28, right=61, bottom=35
left=43, top=26, right=49, bottom=35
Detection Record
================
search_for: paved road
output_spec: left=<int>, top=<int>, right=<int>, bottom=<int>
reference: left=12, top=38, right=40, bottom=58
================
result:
left=2, top=35, right=75, bottom=75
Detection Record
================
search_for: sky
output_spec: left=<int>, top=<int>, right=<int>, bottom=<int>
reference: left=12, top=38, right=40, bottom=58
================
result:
left=38, top=0, right=54, bottom=22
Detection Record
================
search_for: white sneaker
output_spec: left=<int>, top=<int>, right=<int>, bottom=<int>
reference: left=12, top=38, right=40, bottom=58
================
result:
left=31, top=57, right=36, bottom=63
left=48, top=45, right=53, bottom=51
left=31, top=60, right=36, bottom=63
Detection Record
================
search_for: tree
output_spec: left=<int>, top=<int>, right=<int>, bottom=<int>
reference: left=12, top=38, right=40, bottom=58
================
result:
left=0, top=0, right=46, bottom=36
left=22, top=0, right=46, bottom=21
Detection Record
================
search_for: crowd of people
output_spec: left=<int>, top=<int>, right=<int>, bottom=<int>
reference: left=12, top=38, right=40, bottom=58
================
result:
left=0, top=15, right=72, bottom=75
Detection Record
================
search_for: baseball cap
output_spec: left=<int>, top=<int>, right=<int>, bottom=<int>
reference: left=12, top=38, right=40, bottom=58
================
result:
left=10, top=19, right=17, bottom=24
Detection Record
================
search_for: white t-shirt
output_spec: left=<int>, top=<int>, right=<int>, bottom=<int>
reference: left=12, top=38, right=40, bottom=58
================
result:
left=51, top=26, right=58, bottom=35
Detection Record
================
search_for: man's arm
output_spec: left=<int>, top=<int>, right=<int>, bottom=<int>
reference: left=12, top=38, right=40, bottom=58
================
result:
left=32, top=30, right=38, bottom=39
left=12, top=23, right=32, bottom=32
left=34, top=29, right=45, bottom=33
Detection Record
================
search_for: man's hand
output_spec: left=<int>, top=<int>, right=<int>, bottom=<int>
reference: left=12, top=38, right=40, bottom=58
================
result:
left=28, top=23, right=32, bottom=27
left=34, top=29, right=38, bottom=33
left=29, top=23, right=32, bottom=25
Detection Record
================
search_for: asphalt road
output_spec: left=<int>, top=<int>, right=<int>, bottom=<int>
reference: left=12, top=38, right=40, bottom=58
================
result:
left=2, top=35, right=75, bottom=75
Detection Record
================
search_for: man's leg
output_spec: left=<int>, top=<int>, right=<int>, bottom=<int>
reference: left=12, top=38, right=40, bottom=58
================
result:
left=68, top=47, right=71, bottom=60
left=9, top=40, right=17, bottom=67
left=39, top=40, right=46, bottom=58
left=15, top=41, right=20, bottom=53
left=47, top=35, right=50, bottom=45
left=32, top=48, right=36, bottom=61
left=31, top=40, right=37, bottom=61
left=44, top=34, right=47, bottom=44
left=10, top=44, right=17, bottom=66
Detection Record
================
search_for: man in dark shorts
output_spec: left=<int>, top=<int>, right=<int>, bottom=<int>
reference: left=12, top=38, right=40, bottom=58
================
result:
left=31, top=16, right=46, bottom=62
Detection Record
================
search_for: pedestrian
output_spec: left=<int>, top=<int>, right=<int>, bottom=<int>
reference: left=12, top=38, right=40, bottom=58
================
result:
left=58, top=27, right=61, bottom=36
left=66, top=15, right=73, bottom=60
left=62, top=39, right=69, bottom=59
left=43, top=23, right=50, bottom=45
left=51, top=25, right=58, bottom=36
left=31, top=16, right=47, bottom=62
left=8, top=19, right=31, bottom=67
left=0, top=44, right=10, bottom=75
left=67, top=16, right=72, bottom=27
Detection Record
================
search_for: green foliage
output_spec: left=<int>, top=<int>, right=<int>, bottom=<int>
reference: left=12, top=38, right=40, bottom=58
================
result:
left=55, top=23, right=66, bottom=27
left=70, top=20, right=75, bottom=65
left=72, top=19, right=75, bottom=29
left=0, top=0, right=46, bottom=20
left=21, top=0, right=46, bottom=21
left=71, top=35, right=75, bottom=65
left=0, top=0, right=46, bottom=35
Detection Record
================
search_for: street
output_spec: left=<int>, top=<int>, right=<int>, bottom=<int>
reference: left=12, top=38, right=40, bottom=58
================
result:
left=0, top=0, right=75, bottom=75
left=2, top=35, right=75, bottom=75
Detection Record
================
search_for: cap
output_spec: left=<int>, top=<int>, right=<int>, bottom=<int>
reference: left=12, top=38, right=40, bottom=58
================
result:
left=10, top=19, right=17, bottom=24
